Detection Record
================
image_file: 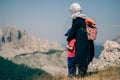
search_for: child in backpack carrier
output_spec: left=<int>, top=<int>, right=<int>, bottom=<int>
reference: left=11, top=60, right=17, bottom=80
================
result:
left=65, top=29, right=76, bottom=77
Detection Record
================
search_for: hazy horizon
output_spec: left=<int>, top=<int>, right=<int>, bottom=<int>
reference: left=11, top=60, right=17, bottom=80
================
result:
left=0, top=0, right=120, bottom=45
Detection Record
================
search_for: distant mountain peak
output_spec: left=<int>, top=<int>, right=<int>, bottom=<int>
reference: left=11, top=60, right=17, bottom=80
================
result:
left=0, top=25, right=64, bottom=58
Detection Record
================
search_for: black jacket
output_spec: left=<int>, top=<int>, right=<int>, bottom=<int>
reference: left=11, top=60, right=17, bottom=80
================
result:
left=67, top=17, right=91, bottom=65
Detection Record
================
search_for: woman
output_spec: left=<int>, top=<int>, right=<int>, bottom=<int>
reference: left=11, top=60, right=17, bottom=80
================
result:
left=67, top=2, right=95, bottom=77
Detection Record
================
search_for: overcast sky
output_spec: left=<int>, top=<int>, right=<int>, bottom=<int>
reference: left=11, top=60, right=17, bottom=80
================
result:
left=0, top=0, right=120, bottom=45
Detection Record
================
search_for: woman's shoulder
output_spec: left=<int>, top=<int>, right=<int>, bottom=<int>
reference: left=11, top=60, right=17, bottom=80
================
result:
left=75, top=17, right=85, bottom=21
left=74, top=17, right=85, bottom=24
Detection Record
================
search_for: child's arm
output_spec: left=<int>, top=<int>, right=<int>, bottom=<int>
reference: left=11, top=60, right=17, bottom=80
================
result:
left=66, top=39, right=76, bottom=50
left=66, top=44, right=74, bottom=50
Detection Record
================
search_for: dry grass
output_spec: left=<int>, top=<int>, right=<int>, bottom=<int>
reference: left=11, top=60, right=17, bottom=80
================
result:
left=34, top=67, right=120, bottom=80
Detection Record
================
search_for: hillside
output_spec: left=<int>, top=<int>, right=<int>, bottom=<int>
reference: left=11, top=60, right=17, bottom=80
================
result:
left=0, top=26, right=120, bottom=79
left=10, top=50, right=67, bottom=76
left=0, top=25, right=67, bottom=76
left=0, top=56, right=50, bottom=80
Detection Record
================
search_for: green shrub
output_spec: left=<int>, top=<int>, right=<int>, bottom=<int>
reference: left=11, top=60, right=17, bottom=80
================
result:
left=42, top=49, right=63, bottom=55
left=0, top=56, right=50, bottom=80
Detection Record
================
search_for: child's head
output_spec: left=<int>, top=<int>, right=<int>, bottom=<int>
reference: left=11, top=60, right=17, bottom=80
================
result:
left=65, top=28, right=71, bottom=36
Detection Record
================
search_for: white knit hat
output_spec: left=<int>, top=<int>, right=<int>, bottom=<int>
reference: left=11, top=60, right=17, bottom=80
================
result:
left=69, top=2, right=82, bottom=14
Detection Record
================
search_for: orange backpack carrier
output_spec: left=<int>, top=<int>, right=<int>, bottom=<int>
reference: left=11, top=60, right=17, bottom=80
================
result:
left=85, top=18, right=97, bottom=40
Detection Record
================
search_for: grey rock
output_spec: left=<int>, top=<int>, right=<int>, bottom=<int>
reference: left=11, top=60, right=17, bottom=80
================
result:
left=88, top=40, right=120, bottom=71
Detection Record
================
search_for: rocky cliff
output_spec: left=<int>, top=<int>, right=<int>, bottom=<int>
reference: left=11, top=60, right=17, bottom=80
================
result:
left=89, top=40, right=120, bottom=71
left=0, top=26, right=64, bottom=58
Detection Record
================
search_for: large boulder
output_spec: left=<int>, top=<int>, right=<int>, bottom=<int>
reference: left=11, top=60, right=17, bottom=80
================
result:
left=89, top=40, right=120, bottom=71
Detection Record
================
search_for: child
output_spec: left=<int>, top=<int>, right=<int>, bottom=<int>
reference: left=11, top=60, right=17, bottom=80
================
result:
left=65, top=29, right=76, bottom=77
